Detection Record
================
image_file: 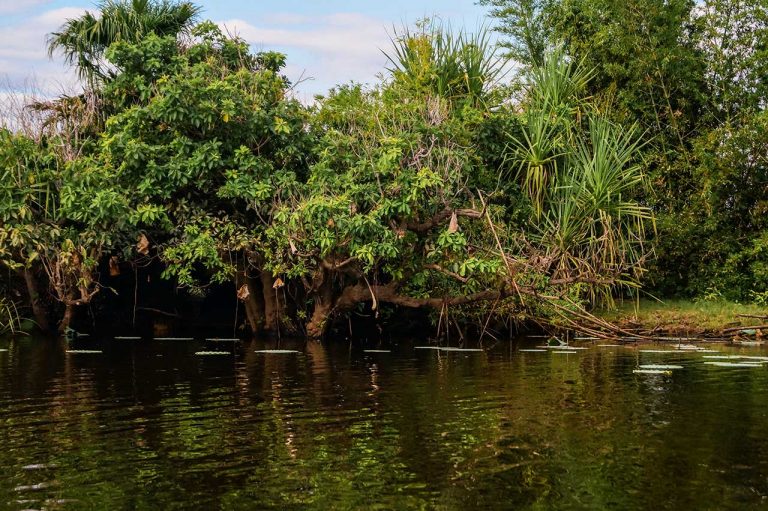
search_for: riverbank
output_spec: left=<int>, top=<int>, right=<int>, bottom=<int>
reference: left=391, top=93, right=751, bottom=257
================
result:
left=597, top=299, right=768, bottom=337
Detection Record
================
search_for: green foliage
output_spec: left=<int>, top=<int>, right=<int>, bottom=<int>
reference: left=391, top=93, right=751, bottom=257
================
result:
left=0, top=129, right=62, bottom=270
left=89, top=24, right=313, bottom=292
left=264, top=81, right=504, bottom=297
left=478, top=0, right=554, bottom=68
left=696, top=0, right=768, bottom=122
left=653, top=111, right=768, bottom=298
left=484, top=0, right=768, bottom=302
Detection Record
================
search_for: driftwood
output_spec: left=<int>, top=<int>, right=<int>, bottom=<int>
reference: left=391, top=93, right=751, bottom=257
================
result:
left=722, top=324, right=768, bottom=333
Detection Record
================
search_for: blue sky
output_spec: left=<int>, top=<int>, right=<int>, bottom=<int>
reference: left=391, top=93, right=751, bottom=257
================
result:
left=0, top=0, right=491, bottom=100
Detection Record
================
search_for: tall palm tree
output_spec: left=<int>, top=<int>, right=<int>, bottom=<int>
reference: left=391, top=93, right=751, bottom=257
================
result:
left=48, top=0, right=201, bottom=83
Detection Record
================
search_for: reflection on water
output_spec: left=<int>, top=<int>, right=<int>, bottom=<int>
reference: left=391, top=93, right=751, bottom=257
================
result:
left=1, top=337, right=767, bottom=510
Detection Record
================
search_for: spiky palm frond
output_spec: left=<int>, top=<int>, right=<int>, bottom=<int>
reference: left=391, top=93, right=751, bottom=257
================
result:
left=526, top=46, right=593, bottom=112
left=508, top=49, right=594, bottom=215
left=383, top=22, right=509, bottom=106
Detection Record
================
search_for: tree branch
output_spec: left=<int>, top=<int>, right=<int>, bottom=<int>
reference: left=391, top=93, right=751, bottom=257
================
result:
left=406, top=208, right=483, bottom=233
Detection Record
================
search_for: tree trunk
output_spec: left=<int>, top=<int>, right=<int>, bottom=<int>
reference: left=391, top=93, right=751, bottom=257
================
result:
left=236, top=268, right=265, bottom=334
left=260, top=270, right=284, bottom=334
left=59, top=301, right=76, bottom=333
left=306, top=276, right=335, bottom=340
left=22, top=268, right=51, bottom=332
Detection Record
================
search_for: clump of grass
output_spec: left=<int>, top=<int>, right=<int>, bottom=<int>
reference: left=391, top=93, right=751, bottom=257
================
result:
left=598, top=298, right=768, bottom=332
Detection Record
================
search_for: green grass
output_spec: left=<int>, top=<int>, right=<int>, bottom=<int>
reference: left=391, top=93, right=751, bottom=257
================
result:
left=597, top=298, right=768, bottom=333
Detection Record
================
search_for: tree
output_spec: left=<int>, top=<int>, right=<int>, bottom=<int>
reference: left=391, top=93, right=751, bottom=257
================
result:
left=80, top=22, right=314, bottom=334
left=384, top=22, right=509, bottom=106
left=47, top=0, right=201, bottom=83
left=695, top=0, right=768, bottom=123
left=478, top=0, right=554, bottom=68
left=261, top=32, right=651, bottom=339
left=0, top=129, right=117, bottom=332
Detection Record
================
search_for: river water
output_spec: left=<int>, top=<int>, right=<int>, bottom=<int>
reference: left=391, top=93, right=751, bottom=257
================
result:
left=0, top=336, right=767, bottom=510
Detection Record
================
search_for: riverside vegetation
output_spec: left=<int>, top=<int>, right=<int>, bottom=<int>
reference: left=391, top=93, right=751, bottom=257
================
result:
left=1, top=0, right=766, bottom=339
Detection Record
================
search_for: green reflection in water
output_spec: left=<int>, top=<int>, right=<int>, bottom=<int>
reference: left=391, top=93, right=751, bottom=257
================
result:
left=0, top=338, right=766, bottom=510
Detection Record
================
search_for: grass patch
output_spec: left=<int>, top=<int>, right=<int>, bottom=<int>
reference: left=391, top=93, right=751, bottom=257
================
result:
left=597, top=298, right=768, bottom=333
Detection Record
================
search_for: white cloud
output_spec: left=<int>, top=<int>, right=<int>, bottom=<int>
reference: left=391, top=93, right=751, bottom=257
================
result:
left=0, top=6, right=85, bottom=94
left=0, top=0, right=52, bottom=15
left=0, top=6, right=395, bottom=100
left=218, top=12, right=393, bottom=96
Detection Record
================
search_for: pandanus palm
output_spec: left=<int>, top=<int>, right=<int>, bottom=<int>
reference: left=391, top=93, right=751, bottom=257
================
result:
left=47, top=0, right=201, bottom=83
left=508, top=51, right=652, bottom=302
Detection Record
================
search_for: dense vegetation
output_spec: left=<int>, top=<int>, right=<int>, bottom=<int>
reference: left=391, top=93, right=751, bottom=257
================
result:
left=0, top=0, right=764, bottom=337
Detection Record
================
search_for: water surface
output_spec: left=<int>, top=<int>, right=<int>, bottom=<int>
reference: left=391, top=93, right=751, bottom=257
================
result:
left=1, top=337, right=767, bottom=510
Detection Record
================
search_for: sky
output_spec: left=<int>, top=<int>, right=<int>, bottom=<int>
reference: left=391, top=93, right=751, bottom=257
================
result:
left=0, top=0, right=492, bottom=101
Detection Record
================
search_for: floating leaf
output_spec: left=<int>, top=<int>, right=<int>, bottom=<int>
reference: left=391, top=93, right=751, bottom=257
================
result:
left=704, top=362, right=763, bottom=368
left=22, top=463, right=57, bottom=471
